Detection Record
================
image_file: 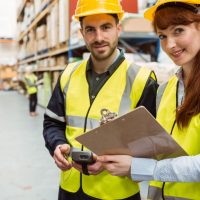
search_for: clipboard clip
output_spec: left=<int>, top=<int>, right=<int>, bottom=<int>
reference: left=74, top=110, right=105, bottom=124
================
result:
left=100, top=108, right=117, bottom=125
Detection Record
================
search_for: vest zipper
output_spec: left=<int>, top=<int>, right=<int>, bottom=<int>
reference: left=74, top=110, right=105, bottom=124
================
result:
left=80, top=100, right=94, bottom=191
left=79, top=67, right=118, bottom=193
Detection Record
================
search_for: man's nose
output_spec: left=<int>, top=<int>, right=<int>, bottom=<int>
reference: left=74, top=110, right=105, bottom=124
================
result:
left=95, top=29, right=104, bottom=42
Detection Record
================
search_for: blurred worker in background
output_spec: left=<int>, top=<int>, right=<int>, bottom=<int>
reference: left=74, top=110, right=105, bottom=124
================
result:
left=99, top=0, right=200, bottom=199
left=43, top=0, right=158, bottom=199
left=24, top=66, right=38, bottom=117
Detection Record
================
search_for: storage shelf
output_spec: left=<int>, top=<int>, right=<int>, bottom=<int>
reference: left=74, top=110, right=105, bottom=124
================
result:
left=34, top=65, right=65, bottom=72
left=18, top=32, right=158, bottom=65
left=17, top=0, right=29, bottom=21
left=119, top=31, right=160, bottom=61
left=18, top=0, right=58, bottom=41
left=0, top=39, right=16, bottom=43
left=120, top=32, right=157, bottom=39
left=18, top=41, right=85, bottom=65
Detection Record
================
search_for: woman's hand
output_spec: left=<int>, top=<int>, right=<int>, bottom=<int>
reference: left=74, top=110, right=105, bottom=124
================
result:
left=98, top=155, right=132, bottom=177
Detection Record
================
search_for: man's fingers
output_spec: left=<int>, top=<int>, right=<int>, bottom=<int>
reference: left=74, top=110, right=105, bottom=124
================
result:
left=54, top=150, right=67, bottom=164
left=87, top=161, right=104, bottom=175
left=59, top=144, right=71, bottom=155
left=53, top=144, right=72, bottom=170
left=93, top=153, right=97, bottom=161
left=72, top=162, right=83, bottom=173
left=54, top=156, right=72, bottom=170
left=55, top=160, right=72, bottom=171
left=98, top=155, right=116, bottom=163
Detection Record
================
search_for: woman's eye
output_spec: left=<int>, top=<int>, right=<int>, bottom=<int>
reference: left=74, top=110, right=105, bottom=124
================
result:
left=174, top=28, right=184, bottom=34
left=158, top=34, right=165, bottom=40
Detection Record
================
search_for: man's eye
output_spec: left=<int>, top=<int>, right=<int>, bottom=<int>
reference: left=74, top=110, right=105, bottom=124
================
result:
left=102, top=25, right=111, bottom=31
left=104, top=26, right=110, bottom=29
left=86, top=28, right=94, bottom=33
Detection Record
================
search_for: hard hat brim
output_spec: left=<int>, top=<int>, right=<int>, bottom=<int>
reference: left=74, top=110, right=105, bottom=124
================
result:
left=144, top=0, right=200, bottom=21
left=75, top=11, right=124, bottom=21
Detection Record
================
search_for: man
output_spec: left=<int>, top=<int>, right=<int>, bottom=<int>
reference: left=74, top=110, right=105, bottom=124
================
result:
left=43, top=0, right=158, bottom=199
left=24, top=67, right=38, bottom=117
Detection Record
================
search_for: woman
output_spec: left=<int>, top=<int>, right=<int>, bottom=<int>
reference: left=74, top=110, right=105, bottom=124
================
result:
left=98, top=0, right=200, bottom=199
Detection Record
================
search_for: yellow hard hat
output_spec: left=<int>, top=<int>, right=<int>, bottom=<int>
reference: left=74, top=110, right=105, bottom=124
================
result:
left=74, top=0, right=124, bottom=21
left=144, top=0, right=200, bottom=21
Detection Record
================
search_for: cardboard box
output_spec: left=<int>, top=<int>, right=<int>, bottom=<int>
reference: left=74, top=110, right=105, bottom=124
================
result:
left=49, top=3, right=59, bottom=47
left=59, top=0, right=69, bottom=43
left=56, top=55, right=67, bottom=66
left=36, top=25, right=47, bottom=40
left=122, top=17, right=154, bottom=32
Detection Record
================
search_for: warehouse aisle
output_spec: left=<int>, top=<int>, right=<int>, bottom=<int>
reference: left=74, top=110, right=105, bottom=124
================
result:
left=0, top=91, right=59, bottom=200
left=0, top=91, right=149, bottom=200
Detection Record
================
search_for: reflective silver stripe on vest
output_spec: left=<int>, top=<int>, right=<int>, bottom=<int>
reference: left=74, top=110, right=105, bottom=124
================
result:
left=148, top=186, right=163, bottom=200
left=66, top=115, right=100, bottom=129
left=62, top=61, right=100, bottom=129
left=45, top=108, right=66, bottom=122
left=156, top=82, right=168, bottom=112
left=118, top=63, right=141, bottom=116
left=62, top=61, right=83, bottom=118
left=86, top=117, right=100, bottom=129
left=63, top=61, right=82, bottom=99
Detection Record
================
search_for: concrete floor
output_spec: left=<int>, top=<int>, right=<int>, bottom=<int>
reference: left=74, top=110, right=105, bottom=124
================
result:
left=0, top=91, right=59, bottom=200
left=0, top=91, right=148, bottom=200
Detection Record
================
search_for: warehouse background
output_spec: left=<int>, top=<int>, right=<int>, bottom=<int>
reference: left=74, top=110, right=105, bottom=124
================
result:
left=0, top=0, right=176, bottom=101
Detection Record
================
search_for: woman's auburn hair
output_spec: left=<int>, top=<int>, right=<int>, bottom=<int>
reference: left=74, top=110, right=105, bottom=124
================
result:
left=153, top=7, right=200, bottom=129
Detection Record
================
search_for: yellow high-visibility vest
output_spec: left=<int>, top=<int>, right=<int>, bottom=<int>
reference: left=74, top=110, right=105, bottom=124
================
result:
left=148, top=76, right=200, bottom=200
left=24, top=74, right=37, bottom=94
left=60, top=59, right=155, bottom=199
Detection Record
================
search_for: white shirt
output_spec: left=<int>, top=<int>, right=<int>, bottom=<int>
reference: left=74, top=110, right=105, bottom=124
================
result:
left=131, top=155, right=200, bottom=182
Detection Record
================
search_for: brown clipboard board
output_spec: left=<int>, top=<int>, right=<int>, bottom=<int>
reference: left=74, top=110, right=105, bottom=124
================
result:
left=76, top=106, right=187, bottom=160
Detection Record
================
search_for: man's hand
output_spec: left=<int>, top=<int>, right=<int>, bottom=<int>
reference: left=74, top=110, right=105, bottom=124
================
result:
left=98, top=155, right=132, bottom=177
left=72, top=154, right=104, bottom=175
left=53, top=144, right=72, bottom=171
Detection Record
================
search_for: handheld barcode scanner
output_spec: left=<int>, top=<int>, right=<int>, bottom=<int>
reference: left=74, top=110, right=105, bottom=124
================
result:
left=71, top=149, right=94, bottom=164
left=68, top=148, right=95, bottom=175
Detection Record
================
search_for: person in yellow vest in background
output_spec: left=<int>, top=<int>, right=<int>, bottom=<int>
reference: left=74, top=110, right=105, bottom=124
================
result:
left=98, top=0, right=200, bottom=199
left=24, top=66, right=38, bottom=117
left=43, top=0, right=158, bottom=199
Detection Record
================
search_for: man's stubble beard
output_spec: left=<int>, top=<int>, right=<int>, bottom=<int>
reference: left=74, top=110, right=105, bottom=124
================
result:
left=87, top=40, right=118, bottom=61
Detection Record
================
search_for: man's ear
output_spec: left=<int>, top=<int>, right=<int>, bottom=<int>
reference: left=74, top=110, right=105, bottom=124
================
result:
left=117, top=23, right=122, bottom=37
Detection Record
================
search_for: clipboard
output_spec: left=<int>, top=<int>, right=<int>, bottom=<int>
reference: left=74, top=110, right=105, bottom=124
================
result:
left=76, top=106, right=187, bottom=160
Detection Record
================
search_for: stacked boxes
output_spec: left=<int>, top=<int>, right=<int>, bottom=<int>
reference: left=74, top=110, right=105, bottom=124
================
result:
left=59, top=0, right=69, bottom=44
left=122, top=15, right=153, bottom=33
left=48, top=3, right=59, bottom=48
left=36, top=25, right=48, bottom=52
